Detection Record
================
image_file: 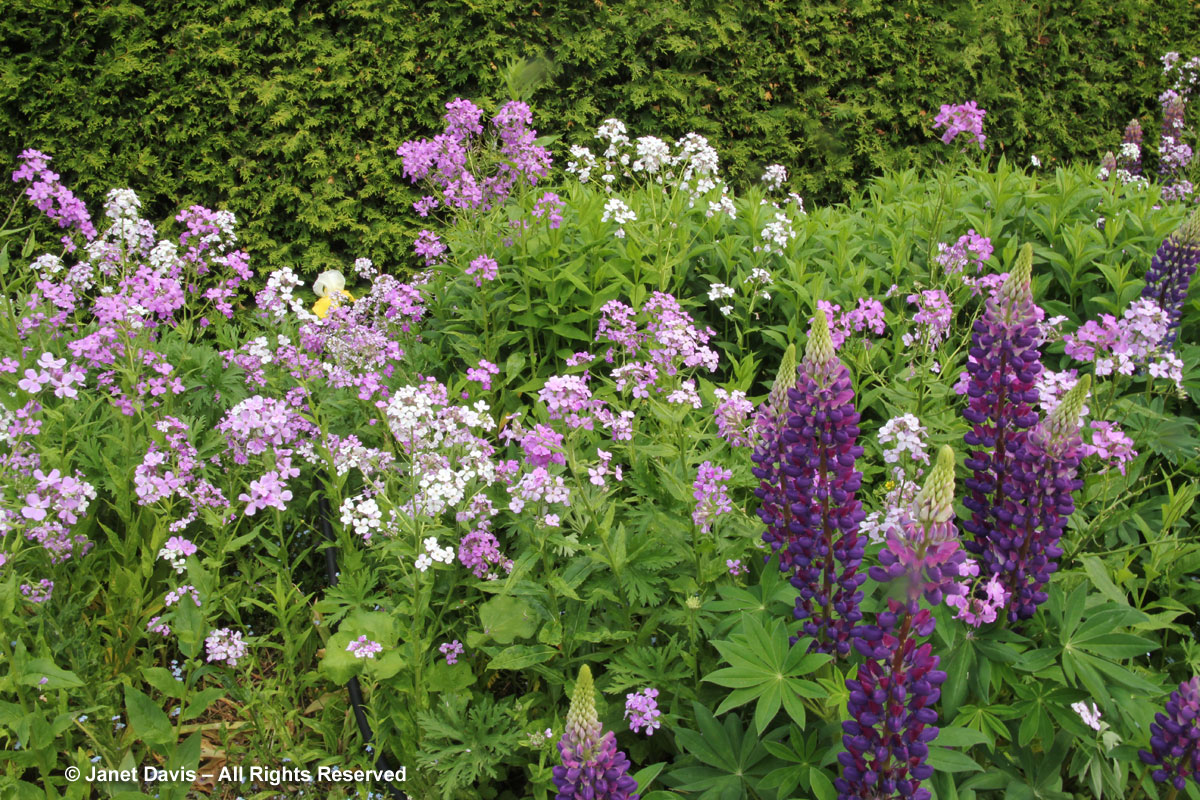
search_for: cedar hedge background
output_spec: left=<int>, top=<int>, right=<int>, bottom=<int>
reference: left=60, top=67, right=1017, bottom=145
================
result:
left=2, top=0, right=1199, bottom=273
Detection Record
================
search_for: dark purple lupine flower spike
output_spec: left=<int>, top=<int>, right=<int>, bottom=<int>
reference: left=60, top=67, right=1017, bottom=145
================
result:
left=1119, top=118, right=1144, bottom=177
left=752, top=342, right=797, bottom=553
left=552, top=665, right=640, bottom=800
left=997, top=376, right=1089, bottom=620
left=961, top=244, right=1044, bottom=591
left=1142, top=209, right=1200, bottom=348
left=838, top=448, right=958, bottom=800
left=1139, top=676, right=1200, bottom=793
left=755, top=312, right=866, bottom=657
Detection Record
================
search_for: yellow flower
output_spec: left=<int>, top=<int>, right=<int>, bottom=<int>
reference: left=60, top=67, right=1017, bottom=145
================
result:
left=311, top=269, right=354, bottom=319
left=312, top=289, right=354, bottom=319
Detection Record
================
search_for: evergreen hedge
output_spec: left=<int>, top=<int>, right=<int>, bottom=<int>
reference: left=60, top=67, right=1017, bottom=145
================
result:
left=2, top=0, right=1198, bottom=272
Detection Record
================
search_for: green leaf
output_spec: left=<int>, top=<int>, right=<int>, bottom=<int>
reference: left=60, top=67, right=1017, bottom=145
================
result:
left=631, top=762, right=666, bottom=793
left=485, top=644, right=558, bottom=671
left=21, top=659, right=84, bottom=689
left=124, top=686, right=174, bottom=747
left=478, top=595, right=538, bottom=644
left=925, top=746, right=983, bottom=773
left=426, top=660, right=475, bottom=693
left=1080, top=556, right=1126, bottom=605
left=181, top=687, right=225, bottom=721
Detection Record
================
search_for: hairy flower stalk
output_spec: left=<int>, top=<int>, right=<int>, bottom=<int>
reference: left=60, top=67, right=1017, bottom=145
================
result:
left=995, top=376, right=1090, bottom=619
left=1138, top=676, right=1200, bottom=793
left=961, top=244, right=1045, bottom=601
left=1142, top=209, right=1200, bottom=348
left=553, top=666, right=640, bottom=800
left=754, top=314, right=866, bottom=657
left=838, top=447, right=960, bottom=800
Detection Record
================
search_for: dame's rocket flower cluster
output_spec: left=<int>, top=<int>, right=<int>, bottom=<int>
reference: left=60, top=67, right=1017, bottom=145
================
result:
left=816, top=298, right=886, bottom=351
left=1062, top=299, right=1181, bottom=387
left=932, top=101, right=987, bottom=149
left=1138, top=676, right=1200, bottom=792
left=11, top=149, right=97, bottom=249
left=553, top=666, right=640, bottom=800
left=753, top=312, right=866, bottom=657
left=691, top=461, right=733, bottom=533
left=397, top=97, right=551, bottom=214
left=135, top=417, right=231, bottom=532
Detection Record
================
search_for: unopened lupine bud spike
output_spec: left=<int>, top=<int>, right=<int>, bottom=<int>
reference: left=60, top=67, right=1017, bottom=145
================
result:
left=1179, top=207, right=1200, bottom=243
left=565, top=665, right=602, bottom=757
left=916, top=445, right=956, bottom=526
left=769, top=343, right=797, bottom=410
left=998, top=243, right=1034, bottom=308
left=806, top=308, right=835, bottom=366
left=1045, top=374, right=1091, bottom=443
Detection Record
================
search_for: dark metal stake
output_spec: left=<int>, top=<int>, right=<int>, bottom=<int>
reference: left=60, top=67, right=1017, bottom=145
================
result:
left=317, top=479, right=408, bottom=799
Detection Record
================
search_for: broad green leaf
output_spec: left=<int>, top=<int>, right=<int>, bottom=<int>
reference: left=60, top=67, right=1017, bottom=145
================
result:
left=125, top=686, right=174, bottom=747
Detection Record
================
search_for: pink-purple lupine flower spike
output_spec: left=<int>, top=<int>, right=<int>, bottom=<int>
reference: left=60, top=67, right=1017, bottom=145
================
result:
left=1142, top=209, right=1200, bottom=348
left=553, top=666, right=640, bottom=800
left=1138, top=676, right=1200, bottom=792
left=755, top=315, right=866, bottom=657
left=961, top=244, right=1045, bottom=593
left=1099, top=151, right=1117, bottom=181
left=840, top=447, right=959, bottom=800
left=995, top=377, right=1089, bottom=620
left=869, top=446, right=966, bottom=607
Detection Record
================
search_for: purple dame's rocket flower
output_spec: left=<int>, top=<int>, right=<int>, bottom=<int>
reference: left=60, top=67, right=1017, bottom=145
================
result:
left=932, top=102, right=987, bottom=150
left=1138, top=676, right=1200, bottom=792
left=553, top=665, right=640, bottom=800
left=1142, top=209, right=1200, bottom=348
left=754, top=313, right=866, bottom=657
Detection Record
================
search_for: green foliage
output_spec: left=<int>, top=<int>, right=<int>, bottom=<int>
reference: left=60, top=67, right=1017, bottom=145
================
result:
left=3, top=0, right=1199, bottom=272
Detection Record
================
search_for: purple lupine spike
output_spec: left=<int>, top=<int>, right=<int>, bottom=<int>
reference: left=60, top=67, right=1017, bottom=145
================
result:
left=752, top=343, right=797, bottom=556
left=756, top=313, right=866, bottom=657
left=839, top=450, right=960, bottom=800
left=870, top=446, right=966, bottom=607
left=961, top=244, right=1045, bottom=592
left=553, top=666, right=640, bottom=800
left=1142, top=209, right=1200, bottom=348
left=1099, top=151, right=1117, bottom=181
left=1118, top=119, right=1144, bottom=178
left=996, top=376, right=1090, bottom=619
left=838, top=605, right=946, bottom=800
left=1138, top=676, right=1200, bottom=792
